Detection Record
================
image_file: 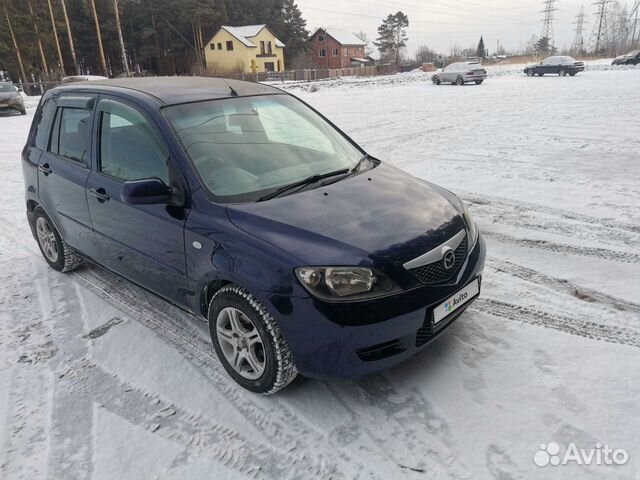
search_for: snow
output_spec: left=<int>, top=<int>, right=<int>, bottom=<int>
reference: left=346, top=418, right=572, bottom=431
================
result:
left=321, top=28, right=367, bottom=46
left=221, top=25, right=286, bottom=49
left=1, top=68, right=639, bottom=479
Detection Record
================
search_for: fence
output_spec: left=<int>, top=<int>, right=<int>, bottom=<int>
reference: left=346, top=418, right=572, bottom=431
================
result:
left=218, top=64, right=397, bottom=83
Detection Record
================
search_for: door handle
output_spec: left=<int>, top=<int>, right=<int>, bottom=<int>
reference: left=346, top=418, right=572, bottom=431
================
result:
left=88, top=188, right=110, bottom=203
left=38, top=163, right=52, bottom=175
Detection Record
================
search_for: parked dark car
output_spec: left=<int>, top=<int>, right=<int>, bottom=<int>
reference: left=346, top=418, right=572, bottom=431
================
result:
left=524, top=56, right=585, bottom=76
left=22, top=78, right=485, bottom=394
left=0, top=82, right=26, bottom=115
left=612, top=50, right=640, bottom=65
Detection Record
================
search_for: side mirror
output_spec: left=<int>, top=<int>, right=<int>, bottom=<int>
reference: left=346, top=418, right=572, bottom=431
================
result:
left=121, top=178, right=173, bottom=205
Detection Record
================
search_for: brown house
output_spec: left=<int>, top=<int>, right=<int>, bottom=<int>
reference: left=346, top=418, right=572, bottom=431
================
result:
left=309, top=28, right=367, bottom=69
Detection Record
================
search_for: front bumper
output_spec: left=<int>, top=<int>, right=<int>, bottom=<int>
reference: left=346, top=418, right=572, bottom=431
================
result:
left=268, top=233, right=486, bottom=378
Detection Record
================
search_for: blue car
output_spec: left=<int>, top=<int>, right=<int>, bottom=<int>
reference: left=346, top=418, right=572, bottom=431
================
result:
left=22, top=77, right=485, bottom=394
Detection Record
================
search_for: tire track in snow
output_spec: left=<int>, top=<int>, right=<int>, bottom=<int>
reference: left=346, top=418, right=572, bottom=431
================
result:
left=487, top=257, right=640, bottom=316
left=463, top=192, right=640, bottom=235
left=473, top=298, right=640, bottom=349
left=484, top=231, right=640, bottom=264
left=0, top=224, right=360, bottom=480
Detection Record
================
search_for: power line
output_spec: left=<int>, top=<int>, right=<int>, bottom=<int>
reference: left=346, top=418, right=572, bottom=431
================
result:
left=572, top=5, right=588, bottom=53
left=588, top=0, right=613, bottom=54
left=541, top=0, right=558, bottom=44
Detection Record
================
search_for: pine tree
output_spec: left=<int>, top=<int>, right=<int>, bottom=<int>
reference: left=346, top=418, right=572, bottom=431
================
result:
left=476, top=36, right=486, bottom=58
left=277, top=0, right=308, bottom=61
left=374, top=11, right=409, bottom=66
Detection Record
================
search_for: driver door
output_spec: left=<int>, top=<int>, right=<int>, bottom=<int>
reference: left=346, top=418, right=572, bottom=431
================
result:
left=85, top=96, right=189, bottom=304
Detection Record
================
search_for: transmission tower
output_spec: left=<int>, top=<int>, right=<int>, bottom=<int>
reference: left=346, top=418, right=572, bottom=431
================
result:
left=630, top=0, right=640, bottom=47
left=589, top=0, right=613, bottom=54
left=572, top=6, right=588, bottom=54
left=541, top=0, right=559, bottom=45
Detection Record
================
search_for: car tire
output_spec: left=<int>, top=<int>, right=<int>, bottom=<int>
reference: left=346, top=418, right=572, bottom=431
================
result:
left=20, top=110, right=26, bottom=115
left=526, top=70, right=534, bottom=77
left=456, top=76, right=464, bottom=86
left=538, top=73, right=544, bottom=77
left=432, top=76, right=441, bottom=85
left=569, top=72, right=576, bottom=76
left=475, top=80, right=483, bottom=85
left=208, top=285, right=298, bottom=395
left=33, top=208, right=82, bottom=272
left=559, top=69, right=567, bottom=76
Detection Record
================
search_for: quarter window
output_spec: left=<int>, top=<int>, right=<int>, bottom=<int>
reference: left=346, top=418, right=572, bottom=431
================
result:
left=49, top=107, right=92, bottom=163
left=34, top=99, right=56, bottom=150
left=98, top=100, right=169, bottom=183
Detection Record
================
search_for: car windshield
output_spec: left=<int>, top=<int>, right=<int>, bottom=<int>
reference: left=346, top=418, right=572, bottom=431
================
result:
left=0, top=83, right=15, bottom=92
left=628, top=50, right=640, bottom=56
left=164, top=94, right=364, bottom=203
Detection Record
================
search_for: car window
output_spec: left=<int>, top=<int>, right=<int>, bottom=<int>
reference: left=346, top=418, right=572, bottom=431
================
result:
left=164, top=94, right=363, bottom=202
left=49, top=107, right=92, bottom=163
left=444, top=63, right=459, bottom=72
left=0, top=82, right=16, bottom=92
left=98, top=99, right=169, bottom=183
left=34, top=99, right=56, bottom=150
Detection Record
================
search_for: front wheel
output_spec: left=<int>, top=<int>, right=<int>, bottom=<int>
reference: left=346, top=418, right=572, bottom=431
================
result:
left=33, top=209, right=82, bottom=272
left=526, top=70, right=534, bottom=77
left=208, top=285, right=298, bottom=394
left=569, top=72, right=577, bottom=76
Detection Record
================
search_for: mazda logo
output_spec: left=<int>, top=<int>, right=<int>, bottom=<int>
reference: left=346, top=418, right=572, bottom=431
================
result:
left=442, top=248, right=456, bottom=271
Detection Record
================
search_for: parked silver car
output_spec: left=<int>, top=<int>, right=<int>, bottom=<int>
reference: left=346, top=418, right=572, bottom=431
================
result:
left=0, top=82, right=26, bottom=115
left=432, top=62, right=487, bottom=86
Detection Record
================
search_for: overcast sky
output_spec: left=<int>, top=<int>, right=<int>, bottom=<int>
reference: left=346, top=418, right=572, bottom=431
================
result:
left=295, top=0, right=611, bottom=55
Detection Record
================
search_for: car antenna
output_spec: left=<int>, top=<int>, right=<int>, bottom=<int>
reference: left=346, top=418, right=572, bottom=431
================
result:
left=222, top=78, right=238, bottom=97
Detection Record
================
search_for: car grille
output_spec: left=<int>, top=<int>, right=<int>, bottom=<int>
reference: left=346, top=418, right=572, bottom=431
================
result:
left=407, top=236, right=468, bottom=285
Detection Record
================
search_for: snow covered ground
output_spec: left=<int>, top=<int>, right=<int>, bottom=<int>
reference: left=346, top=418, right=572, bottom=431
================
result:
left=1, top=68, right=639, bottom=479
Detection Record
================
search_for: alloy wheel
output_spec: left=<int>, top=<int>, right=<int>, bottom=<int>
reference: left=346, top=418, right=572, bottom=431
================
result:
left=36, top=217, right=59, bottom=263
left=216, top=307, right=266, bottom=380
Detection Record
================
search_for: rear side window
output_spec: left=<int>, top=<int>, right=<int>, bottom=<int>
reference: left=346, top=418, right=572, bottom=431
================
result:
left=49, top=107, right=92, bottom=163
left=33, top=99, right=56, bottom=150
left=98, top=99, right=169, bottom=183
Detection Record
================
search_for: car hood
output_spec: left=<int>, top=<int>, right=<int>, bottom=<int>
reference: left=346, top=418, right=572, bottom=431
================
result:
left=227, top=162, right=466, bottom=269
left=0, top=92, right=21, bottom=102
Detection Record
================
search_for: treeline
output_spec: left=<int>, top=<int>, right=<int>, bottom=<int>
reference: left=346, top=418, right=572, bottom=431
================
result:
left=0, top=0, right=308, bottom=82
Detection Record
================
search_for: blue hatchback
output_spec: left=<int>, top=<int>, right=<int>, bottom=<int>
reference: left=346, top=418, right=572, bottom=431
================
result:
left=22, top=77, right=485, bottom=394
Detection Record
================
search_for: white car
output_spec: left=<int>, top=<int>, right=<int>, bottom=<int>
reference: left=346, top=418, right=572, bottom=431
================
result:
left=432, top=62, right=487, bottom=86
left=60, top=75, right=108, bottom=84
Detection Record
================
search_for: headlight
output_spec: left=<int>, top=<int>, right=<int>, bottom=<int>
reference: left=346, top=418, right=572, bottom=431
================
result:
left=462, top=204, right=479, bottom=252
left=295, top=266, right=399, bottom=301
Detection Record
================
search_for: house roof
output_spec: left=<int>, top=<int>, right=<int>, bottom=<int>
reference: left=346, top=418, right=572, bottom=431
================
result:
left=312, top=28, right=366, bottom=46
left=218, top=25, right=285, bottom=48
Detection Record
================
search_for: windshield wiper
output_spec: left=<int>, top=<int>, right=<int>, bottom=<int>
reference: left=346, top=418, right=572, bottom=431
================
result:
left=256, top=169, right=350, bottom=202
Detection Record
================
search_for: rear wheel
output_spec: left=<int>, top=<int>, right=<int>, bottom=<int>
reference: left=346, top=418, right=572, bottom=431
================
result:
left=559, top=69, right=567, bottom=77
left=456, top=76, right=464, bottom=86
left=432, top=76, right=441, bottom=85
left=33, top=209, right=82, bottom=272
left=208, top=285, right=298, bottom=394
left=569, top=72, right=577, bottom=76
left=475, top=80, right=483, bottom=85
left=538, top=73, right=544, bottom=77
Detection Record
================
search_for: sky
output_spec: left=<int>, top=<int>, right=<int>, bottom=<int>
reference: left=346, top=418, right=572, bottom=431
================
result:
left=295, top=0, right=623, bottom=56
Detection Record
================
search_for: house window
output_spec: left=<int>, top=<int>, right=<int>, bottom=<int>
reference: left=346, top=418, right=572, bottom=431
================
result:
left=226, top=41, right=233, bottom=51
left=318, top=35, right=325, bottom=42
left=319, top=49, right=326, bottom=57
left=267, top=41, right=272, bottom=54
left=332, top=48, right=338, bottom=56
left=210, top=43, right=215, bottom=50
left=260, top=41, right=265, bottom=54
left=343, top=49, right=348, bottom=57
left=217, top=43, right=222, bottom=50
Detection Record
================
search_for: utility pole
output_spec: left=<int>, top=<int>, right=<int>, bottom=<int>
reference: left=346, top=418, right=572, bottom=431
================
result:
left=27, top=0, right=50, bottom=78
left=112, top=0, right=130, bottom=76
left=46, top=0, right=65, bottom=76
left=589, top=0, right=613, bottom=54
left=88, top=0, right=108, bottom=76
left=541, top=0, right=558, bottom=47
left=2, top=0, right=28, bottom=85
left=572, top=6, right=588, bottom=54
left=60, top=0, right=80, bottom=74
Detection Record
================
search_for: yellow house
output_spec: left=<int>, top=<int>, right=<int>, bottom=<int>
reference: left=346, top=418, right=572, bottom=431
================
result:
left=205, top=25, right=285, bottom=74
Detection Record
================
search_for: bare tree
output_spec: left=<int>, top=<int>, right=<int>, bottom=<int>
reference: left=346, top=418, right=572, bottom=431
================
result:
left=27, top=0, right=50, bottom=77
left=46, top=0, right=65, bottom=75
left=60, top=0, right=80, bottom=74
left=2, top=0, right=28, bottom=84
left=112, top=0, right=130, bottom=76
left=88, top=0, right=108, bottom=76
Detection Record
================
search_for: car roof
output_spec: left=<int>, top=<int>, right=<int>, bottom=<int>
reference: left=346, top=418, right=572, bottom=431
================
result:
left=52, top=76, right=282, bottom=106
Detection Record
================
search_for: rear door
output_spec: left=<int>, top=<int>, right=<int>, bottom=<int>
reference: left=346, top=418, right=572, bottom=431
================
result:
left=37, top=94, right=99, bottom=258
left=85, top=96, right=189, bottom=304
